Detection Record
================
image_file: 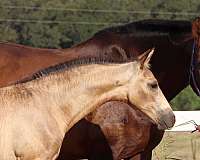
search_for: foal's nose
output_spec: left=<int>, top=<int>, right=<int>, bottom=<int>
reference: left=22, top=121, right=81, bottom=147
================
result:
left=158, top=111, right=175, bottom=130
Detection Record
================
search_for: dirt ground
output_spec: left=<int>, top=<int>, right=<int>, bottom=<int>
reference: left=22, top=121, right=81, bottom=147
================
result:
left=152, top=131, right=200, bottom=160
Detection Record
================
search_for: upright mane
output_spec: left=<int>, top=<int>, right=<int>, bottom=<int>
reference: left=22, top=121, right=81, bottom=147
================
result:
left=16, top=57, right=127, bottom=84
left=96, top=19, right=191, bottom=37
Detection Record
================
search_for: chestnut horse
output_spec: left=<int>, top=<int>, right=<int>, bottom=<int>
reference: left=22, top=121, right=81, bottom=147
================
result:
left=0, top=19, right=199, bottom=159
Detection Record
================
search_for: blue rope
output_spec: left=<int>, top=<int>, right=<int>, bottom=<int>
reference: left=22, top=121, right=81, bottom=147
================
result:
left=190, top=41, right=200, bottom=96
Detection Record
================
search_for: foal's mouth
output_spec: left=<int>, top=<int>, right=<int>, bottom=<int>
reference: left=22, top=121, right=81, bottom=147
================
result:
left=157, top=111, right=176, bottom=130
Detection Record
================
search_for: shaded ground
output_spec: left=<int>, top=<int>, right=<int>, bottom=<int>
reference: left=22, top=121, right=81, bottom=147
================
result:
left=152, top=131, right=200, bottom=160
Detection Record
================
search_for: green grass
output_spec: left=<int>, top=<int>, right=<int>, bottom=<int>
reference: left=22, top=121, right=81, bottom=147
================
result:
left=153, top=132, right=200, bottom=160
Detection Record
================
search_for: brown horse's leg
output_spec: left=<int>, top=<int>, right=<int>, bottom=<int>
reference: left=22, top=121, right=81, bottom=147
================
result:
left=88, top=122, right=113, bottom=160
left=124, top=151, right=152, bottom=160
left=130, top=125, right=165, bottom=160
left=142, top=126, right=165, bottom=160
left=140, top=151, right=152, bottom=160
left=57, top=119, right=113, bottom=160
left=125, top=154, right=141, bottom=160
left=127, top=151, right=151, bottom=160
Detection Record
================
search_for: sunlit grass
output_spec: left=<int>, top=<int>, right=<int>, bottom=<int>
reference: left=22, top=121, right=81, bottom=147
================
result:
left=153, top=132, right=200, bottom=160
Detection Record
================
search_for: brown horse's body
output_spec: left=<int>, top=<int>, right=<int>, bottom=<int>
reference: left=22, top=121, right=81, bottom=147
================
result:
left=0, top=43, right=87, bottom=86
left=0, top=19, right=195, bottom=159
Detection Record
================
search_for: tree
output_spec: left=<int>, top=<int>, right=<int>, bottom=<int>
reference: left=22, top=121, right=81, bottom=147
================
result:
left=170, top=86, right=200, bottom=110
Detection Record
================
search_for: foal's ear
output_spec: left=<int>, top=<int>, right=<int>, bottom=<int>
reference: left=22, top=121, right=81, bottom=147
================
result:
left=138, top=48, right=154, bottom=69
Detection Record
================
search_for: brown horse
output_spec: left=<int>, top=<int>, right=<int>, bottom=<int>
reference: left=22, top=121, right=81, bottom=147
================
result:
left=0, top=19, right=198, bottom=159
left=0, top=52, right=175, bottom=160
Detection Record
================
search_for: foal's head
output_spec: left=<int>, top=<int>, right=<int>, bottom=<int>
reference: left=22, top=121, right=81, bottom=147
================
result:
left=126, top=48, right=175, bottom=130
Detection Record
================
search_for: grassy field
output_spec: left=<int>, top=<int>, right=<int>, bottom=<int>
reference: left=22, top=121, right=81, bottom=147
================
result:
left=152, top=131, right=200, bottom=160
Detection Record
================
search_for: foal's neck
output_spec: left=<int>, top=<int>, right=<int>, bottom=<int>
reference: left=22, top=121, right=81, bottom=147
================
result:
left=32, top=62, right=136, bottom=135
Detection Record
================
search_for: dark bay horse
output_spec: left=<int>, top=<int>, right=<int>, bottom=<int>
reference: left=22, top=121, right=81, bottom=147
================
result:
left=59, top=19, right=198, bottom=160
left=63, top=19, right=199, bottom=160
left=0, top=19, right=199, bottom=159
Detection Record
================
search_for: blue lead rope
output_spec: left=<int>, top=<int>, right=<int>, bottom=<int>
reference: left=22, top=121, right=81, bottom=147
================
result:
left=189, top=42, right=200, bottom=96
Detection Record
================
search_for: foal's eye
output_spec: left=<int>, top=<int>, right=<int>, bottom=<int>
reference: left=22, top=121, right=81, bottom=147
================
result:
left=148, top=82, right=158, bottom=90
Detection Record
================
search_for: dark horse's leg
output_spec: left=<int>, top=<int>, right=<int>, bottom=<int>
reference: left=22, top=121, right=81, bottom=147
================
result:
left=56, top=119, right=113, bottom=160
left=124, top=154, right=141, bottom=160
left=129, top=125, right=164, bottom=160
left=140, top=151, right=152, bottom=160
left=88, top=121, right=113, bottom=160
left=140, top=125, right=164, bottom=160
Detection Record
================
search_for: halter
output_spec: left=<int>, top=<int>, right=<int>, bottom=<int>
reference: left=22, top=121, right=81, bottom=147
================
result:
left=189, top=41, right=200, bottom=96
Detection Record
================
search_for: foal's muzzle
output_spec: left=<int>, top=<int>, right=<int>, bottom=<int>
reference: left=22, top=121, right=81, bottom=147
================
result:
left=157, top=110, right=176, bottom=130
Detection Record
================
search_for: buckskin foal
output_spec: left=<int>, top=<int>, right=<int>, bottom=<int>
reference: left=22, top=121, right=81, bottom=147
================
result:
left=0, top=50, right=175, bottom=160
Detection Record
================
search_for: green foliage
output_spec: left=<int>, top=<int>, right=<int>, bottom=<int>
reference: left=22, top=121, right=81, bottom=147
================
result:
left=0, top=0, right=199, bottom=110
left=170, top=86, right=200, bottom=111
left=1, top=0, right=200, bottom=45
